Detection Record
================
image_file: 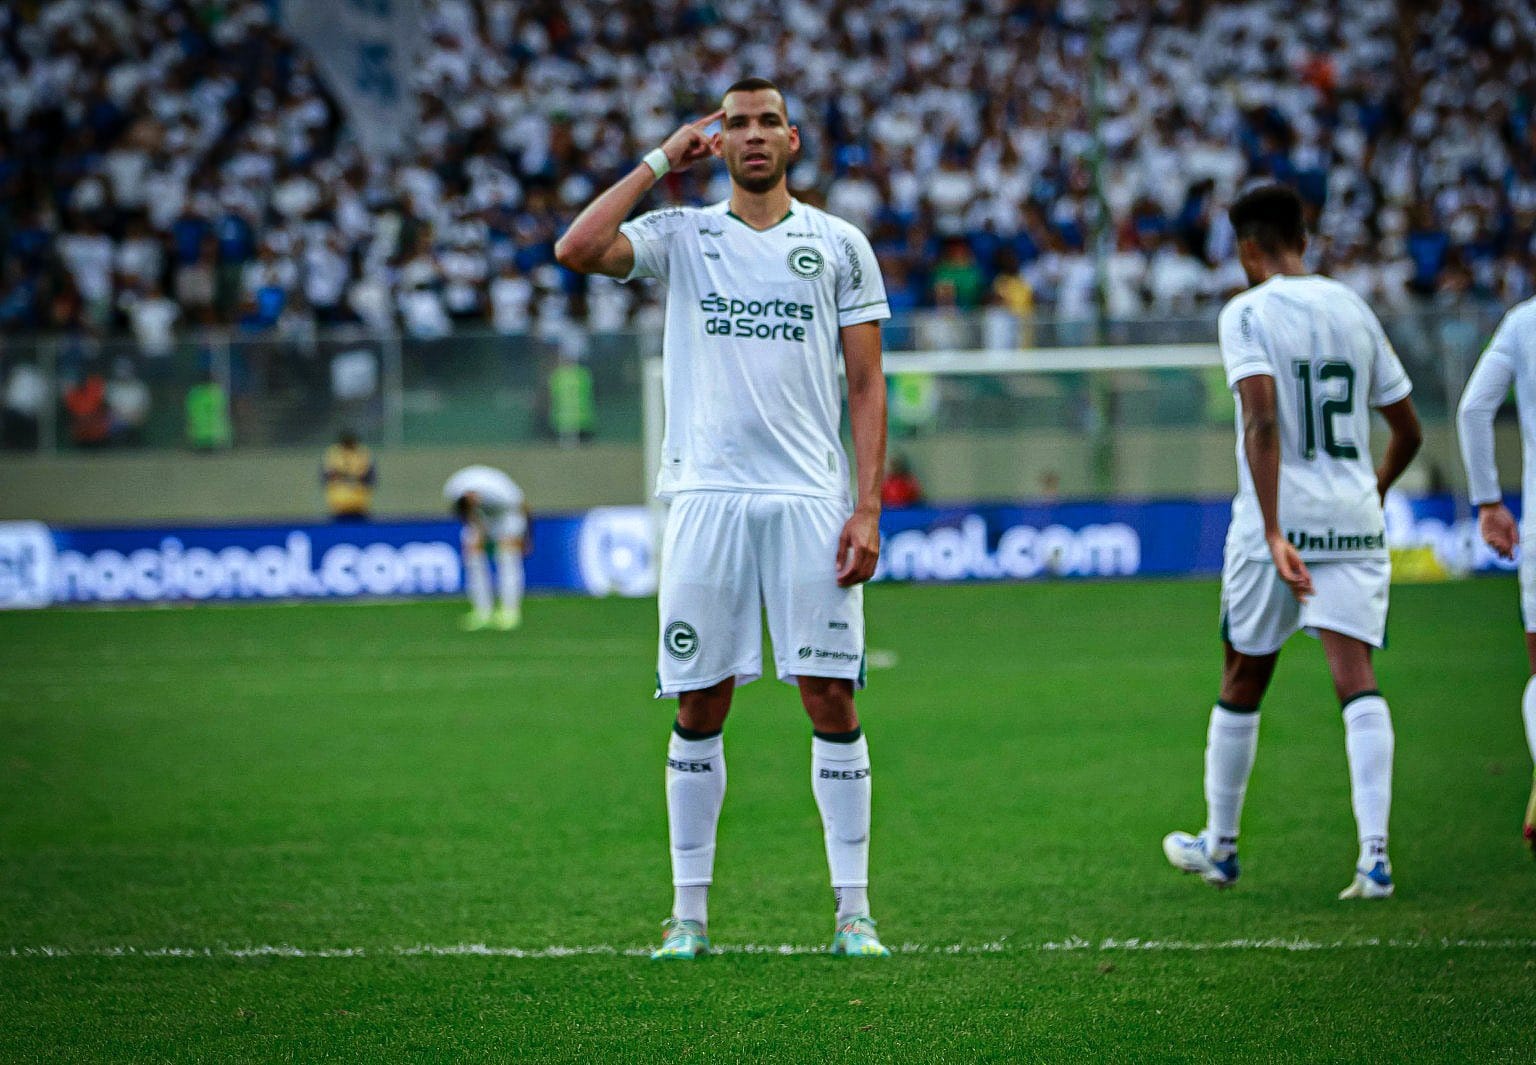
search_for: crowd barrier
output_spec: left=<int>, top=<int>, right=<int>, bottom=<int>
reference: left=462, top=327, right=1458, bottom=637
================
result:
left=0, top=494, right=1516, bottom=609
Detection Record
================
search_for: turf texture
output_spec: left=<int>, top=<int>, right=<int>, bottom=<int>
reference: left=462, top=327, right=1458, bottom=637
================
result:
left=3, top=579, right=1533, bottom=1062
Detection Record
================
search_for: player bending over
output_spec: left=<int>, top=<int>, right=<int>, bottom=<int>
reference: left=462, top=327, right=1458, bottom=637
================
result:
left=1164, top=184, right=1422, bottom=899
left=443, top=464, right=529, bottom=631
left=1456, top=295, right=1536, bottom=852
left=556, top=77, right=891, bottom=958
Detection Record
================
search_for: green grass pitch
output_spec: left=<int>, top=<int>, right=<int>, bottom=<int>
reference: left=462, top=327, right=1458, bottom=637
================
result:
left=3, top=578, right=1534, bottom=1062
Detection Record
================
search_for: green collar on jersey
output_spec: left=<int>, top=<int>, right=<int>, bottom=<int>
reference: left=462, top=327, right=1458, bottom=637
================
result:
left=725, top=205, right=795, bottom=232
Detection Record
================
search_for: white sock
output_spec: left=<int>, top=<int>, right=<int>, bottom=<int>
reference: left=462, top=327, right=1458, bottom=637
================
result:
left=496, top=554, right=523, bottom=614
left=1203, top=703, right=1260, bottom=857
left=666, top=729, right=725, bottom=927
left=811, top=732, right=872, bottom=920
left=1342, top=693, right=1393, bottom=865
left=1523, top=675, right=1536, bottom=766
left=464, top=552, right=492, bottom=616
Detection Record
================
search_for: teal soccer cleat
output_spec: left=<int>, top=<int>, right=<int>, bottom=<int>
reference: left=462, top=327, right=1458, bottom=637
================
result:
left=650, top=917, right=710, bottom=960
left=830, top=915, right=891, bottom=957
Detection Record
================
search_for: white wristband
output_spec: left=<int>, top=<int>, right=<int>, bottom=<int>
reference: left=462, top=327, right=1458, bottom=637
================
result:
left=642, top=148, right=671, bottom=180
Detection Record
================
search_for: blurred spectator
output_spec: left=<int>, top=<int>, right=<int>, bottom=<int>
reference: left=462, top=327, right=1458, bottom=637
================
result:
left=931, top=239, right=986, bottom=310
left=881, top=455, right=926, bottom=510
left=105, top=358, right=151, bottom=446
left=125, top=283, right=180, bottom=360
left=321, top=429, right=376, bottom=521
left=548, top=355, right=596, bottom=446
left=64, top=364, right=112, bottom=448
left=2, top=357, right=47, bottom=450
left=185, top=372, right=233, bottom=451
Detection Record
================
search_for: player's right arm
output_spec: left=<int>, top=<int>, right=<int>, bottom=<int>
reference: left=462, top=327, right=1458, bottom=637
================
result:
left=1237, top=373, right=1313, bottom=601
left=553, top=111, right=723, bottom=278
left=1457, top=321, right=1520, bottom=558
left=1220, top=298, right=1312, bottom=600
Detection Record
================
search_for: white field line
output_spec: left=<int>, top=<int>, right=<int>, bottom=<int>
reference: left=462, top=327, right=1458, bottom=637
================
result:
left=6, top=937, right=1536, bottom=960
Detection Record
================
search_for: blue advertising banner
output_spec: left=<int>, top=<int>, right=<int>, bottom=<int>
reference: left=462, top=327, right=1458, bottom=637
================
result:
left=0, top=494, right=1516, bottom=609
left=0, top=506, right=660, bottom=608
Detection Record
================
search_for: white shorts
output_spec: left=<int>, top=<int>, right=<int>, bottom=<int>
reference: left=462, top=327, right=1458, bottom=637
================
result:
left=462, top=509, right=526, bottom=549
left=1221, top=546, right=1390, bottom=656
left=656, top=491, right=865, bottom=698
left=1520, top=551, right=1536, bottom=633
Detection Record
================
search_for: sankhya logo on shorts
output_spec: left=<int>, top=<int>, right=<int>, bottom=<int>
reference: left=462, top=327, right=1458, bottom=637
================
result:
left=665, top=621, right=699, bottom=661
left=787, top=246, right=824, bottom=279
left=797, top=645, right=813, bottom=660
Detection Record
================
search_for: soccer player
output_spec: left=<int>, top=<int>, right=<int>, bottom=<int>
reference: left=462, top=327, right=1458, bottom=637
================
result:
left=1163, top=185, right=1423, bottom=899
left=1456, top=295, right=1536, bottom=851
left=443, top=464, right=529, bottom=631
left=555, top=77, right=891, bottom=958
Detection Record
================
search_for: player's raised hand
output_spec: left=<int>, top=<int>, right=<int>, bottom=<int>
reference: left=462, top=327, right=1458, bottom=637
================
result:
left=658, top=110, right=725, bottom=173
left=836, top=508, right=881, bottom=587
left=1267, top=532, right=1314, bottom=602
left=1478, top=502, right=1519, bottom=560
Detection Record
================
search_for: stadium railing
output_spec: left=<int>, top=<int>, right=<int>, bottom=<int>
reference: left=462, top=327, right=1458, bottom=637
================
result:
left=0, top=303, right=1506, bottom=496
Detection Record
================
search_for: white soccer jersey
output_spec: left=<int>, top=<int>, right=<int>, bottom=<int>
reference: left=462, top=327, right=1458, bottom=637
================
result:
left=619, top=198, right=889, bottom=501
left=1458, top=297, right=1536, bottom=520
left=1219, top=275, right=1413, bottom=561
left=443, top=465, right=523, bottom=518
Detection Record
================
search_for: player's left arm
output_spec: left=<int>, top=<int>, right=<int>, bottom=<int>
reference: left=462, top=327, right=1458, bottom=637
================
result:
left=837, top=321, right=887, bottom=587
left=1373, top=395, right=1422, bottom=504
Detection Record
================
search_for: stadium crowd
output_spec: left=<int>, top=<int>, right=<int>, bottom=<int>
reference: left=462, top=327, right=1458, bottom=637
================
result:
left=1, top=0, right=1534, bottom=351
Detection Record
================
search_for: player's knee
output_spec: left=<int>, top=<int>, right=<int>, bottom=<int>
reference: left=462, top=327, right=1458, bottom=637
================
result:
left=800, top=678, right=857, bottom=732
left=1220, top=659, right=1271, bottom=707
left=677, top=679, right=733, bottom=732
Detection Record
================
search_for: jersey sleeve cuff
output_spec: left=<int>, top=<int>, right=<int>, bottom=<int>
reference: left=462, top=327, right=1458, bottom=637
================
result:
left=837, top=302, right=891, bottom=328
left=1224, top=364, right=1272, bottom=389
left=617, top=224, right=648, bottom=282
left=1372, top=377, right=1412, bottom=407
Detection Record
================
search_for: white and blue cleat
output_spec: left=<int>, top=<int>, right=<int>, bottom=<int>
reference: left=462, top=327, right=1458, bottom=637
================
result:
left=1162, top=830, right=1240, bottom=888
left=1338, top=859, right=1394, bottom=900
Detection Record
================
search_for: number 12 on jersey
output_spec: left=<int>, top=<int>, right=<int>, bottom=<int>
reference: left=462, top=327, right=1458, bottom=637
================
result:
left=1292, top=359, right=1358, bottom=460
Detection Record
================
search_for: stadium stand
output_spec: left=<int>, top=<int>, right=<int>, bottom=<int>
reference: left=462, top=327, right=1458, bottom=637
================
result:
left=1, top=0, right=1533, bottom=347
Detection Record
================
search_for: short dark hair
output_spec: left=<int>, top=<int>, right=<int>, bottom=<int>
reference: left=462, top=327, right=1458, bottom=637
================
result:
left=453, top=495, right=473, bottom=521
left=723, top=77, right=787, bottom=118
left=1228, top=184, right=1306, bottom=255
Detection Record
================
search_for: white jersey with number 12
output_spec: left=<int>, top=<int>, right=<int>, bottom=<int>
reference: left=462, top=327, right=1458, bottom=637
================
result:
left=1219, top=274, right=1412, bottom=562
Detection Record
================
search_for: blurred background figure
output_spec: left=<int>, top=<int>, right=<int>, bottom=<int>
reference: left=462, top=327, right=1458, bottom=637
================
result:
left=64, top=363, right=111, bottom=449
left=185, top=371, right=232, bottom=452
left=881, top=454, right=926, bottom=510
left=105, top=357, right=151, bottom=446
left=443, top=464, right=529, bottom=632
left=548, top=355, right=596, bottom=446
left=322, top=429, right=376, bottom=522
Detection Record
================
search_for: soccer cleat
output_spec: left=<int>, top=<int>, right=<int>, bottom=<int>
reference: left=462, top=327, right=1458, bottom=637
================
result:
left=830, top=915, right=891, bottom=957
left=1162, top=830, right=1240, bottom=887
left=650, top=917, right=709, bottom=960
left=1338, top=859, right=1394, bottom=899
left=491, top=607, right=522, bottom=631
left=458, top=610, right=492, bottom=631
left=1523, top=772, right=1536, bottom=856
